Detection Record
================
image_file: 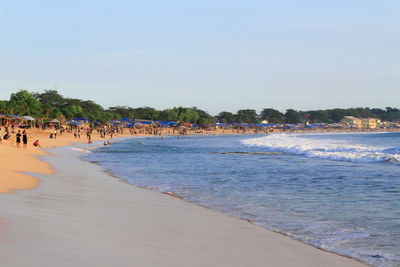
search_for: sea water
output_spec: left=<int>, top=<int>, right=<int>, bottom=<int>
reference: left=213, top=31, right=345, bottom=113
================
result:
left=83, top=133, right=400, bottom=266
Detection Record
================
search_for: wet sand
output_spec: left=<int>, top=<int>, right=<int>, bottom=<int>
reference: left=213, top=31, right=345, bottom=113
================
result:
left=0, top=142, right=367, bottom=266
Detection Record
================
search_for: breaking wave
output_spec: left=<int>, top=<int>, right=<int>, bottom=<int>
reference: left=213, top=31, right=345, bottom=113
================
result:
left=242, top=134, right=400, bottom=163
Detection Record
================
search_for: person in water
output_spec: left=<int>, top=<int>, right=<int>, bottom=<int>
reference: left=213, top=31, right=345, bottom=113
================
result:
left=103, top=140, right=111, bottom=146
left=16, top=130, right=21, bottom=148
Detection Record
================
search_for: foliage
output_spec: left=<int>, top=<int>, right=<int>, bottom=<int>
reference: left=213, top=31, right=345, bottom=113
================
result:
left=235, top=109, right=259, bottom=123
left=216, top=111, right=235, bottom=123
left=1, top=90, right=400, bottom=124
left=300, top=107, right=400, bottom=123
left=33, top=90, right=66, bottom=108
left=8, top=90, right=43, bottom=117
left=260, top=108, right=284, bottom=123
left=0, top=100, right=8, bottom=113
left=284, top=109, right=301, bottom=124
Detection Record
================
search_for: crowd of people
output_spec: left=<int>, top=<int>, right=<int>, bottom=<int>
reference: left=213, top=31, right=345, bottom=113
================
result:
left=0, top=121, right=119, bottom=150
left=0, top=119, right=279, bottom=150
left=0, top=125, right=42, bottom=148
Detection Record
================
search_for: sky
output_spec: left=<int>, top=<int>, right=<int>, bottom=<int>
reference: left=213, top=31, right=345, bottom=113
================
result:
left=0, top=0, right=399, bottom=115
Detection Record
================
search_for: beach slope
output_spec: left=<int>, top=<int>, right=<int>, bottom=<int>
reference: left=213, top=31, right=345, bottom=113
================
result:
left=0, top=145, right=366, bottom=267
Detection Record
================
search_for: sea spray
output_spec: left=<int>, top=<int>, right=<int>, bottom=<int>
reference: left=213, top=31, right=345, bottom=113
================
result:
left=241, top=133, right=400, bottom=163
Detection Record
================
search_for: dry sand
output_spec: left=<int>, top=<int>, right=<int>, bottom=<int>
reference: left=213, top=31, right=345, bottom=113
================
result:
left=0, top=129, right=129, bottom=193
left=0, top=136, right=367, bottom=266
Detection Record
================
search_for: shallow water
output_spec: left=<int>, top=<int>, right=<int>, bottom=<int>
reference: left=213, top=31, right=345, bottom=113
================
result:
left=84, top=133, right=400, bottom=266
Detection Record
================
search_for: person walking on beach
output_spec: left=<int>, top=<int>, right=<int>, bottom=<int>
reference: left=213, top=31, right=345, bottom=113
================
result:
left=16, top=130, right=21, bottom=148
left=22, top=130, right=28, bottom=148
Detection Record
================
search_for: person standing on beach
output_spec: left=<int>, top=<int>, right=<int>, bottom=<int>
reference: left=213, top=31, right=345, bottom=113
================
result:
left=16, top=130, right=21, bottom=148
left=22, top=130, right=28, bottom=148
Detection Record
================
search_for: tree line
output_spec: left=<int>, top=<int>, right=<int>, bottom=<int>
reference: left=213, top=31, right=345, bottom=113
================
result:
left=0, top=90, right=399, bottom=125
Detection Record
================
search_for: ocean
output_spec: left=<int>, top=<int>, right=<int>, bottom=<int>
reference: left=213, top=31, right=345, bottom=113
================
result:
left=83, top=132, right=400, bottom=266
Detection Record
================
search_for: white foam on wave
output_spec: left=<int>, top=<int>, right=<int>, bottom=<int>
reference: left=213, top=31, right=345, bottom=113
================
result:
left=65, top=146, right=92, bottom=154
left=242, top=134, right=400, bottom=163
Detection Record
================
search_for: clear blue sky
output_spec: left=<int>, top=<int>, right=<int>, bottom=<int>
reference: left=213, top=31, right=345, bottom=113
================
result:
left=1, top=0, right=399, bottom=115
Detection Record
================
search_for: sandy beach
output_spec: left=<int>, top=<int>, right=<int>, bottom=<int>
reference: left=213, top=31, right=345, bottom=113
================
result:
left=2, top=1, right=399, bottom=263
left=0, top=133, right=368, bottom=267
left=0, top=129, right=102, bottom=193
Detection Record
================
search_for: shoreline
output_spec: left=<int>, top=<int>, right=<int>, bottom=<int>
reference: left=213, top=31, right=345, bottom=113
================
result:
left=81, top=133, right=399, bottom=266
left=84, top=143, right=371, bottom=266
left=103, top=175, right=369, bottom=266
left=0, top=141, right=368, bottom=266
left=116, top=181, right=369, bottom=266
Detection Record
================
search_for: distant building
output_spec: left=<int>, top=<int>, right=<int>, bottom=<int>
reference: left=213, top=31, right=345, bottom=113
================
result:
left=341, top=116, right=362, bottom=128
left=361, top=118, right=377, bottom=129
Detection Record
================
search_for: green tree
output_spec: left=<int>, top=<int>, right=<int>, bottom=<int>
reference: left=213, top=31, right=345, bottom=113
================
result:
left=385, top=107, right=400, bottom=121
left=284, top=109, right=301, bottom=124
left=9, top=90, right=43, bottom=117
left=34, top=90, right=66, bottom=108
left=216, top=111, right=235, bottom=123
left=107, top=106, right=135, bottom=119
left=174, top=107, right=196, bottom=122
left=260, top=108, right=284, bottom=123
left=191, top=107, right=214, bottom=124
left=0, top=100, right=9, bottom=113
left=132, top=107, right=160, bottom=120
left=307, top=110, right=329, bottom=123
left=235, top=109, right=259, bottom=123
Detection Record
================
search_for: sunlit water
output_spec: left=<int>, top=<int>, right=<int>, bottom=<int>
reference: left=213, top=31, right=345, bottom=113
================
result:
left=84, top=133, right=400, bottom=266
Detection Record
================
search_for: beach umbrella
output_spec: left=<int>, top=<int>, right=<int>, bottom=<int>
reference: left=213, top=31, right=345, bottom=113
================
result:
left=11, top=115, right=24, bottom=121
left=22, top=116, right=35, bottom=121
